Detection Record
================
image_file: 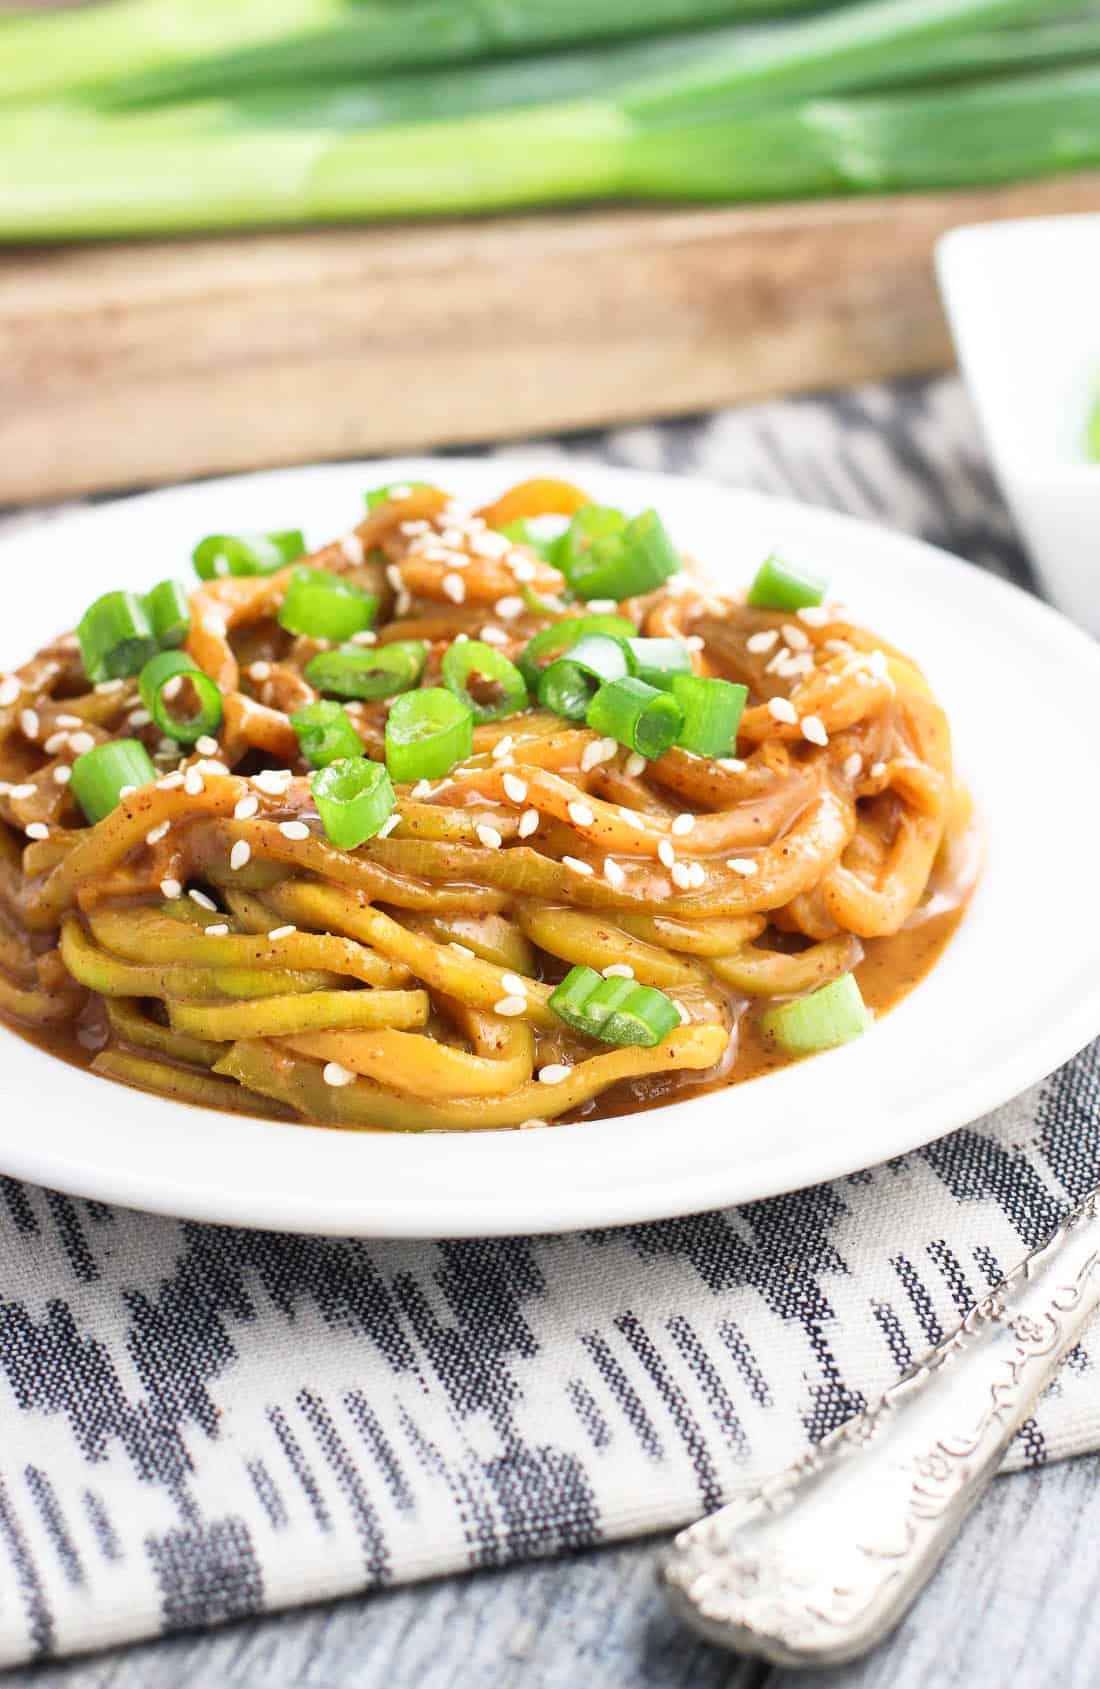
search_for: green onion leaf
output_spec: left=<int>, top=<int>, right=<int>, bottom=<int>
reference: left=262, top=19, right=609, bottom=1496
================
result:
left=549, top=963, right=681, bottom=1048
left=746, top=554, right=827, bottom=612
left=537, top=633, right=632, bottom=722
left=305, top=640, right=426, bottom=701
left=77, top=590, right=160, bottom=684
left=70, top=739, right=156, bottom=824
left=385, top=687, right=473, bottom=783
left=498, top=515, right=569, bottom=559
left=192, top=529, right=305, bottom=581
left=626, top=636, right=693, bottom=687
left=441, top=639, right=528, bottom=723
left=518, top=613, right=637, bottom=694
left=759, top=972, right=870, bottom=1055
left=278, top=568, right=378, bottom=642
left=558, top=506, right=680, bottom=601
left=139, top=650, right=224, bottom=745
left=364, top=481, right=432, bottom=510
left=143, top=579, right=191, bottom=649
left=289, top=700, right=363, bottom=769
left=312, top=756, right=396, bottom=849
left=586, top=675, right=682, bottom=760
left=667, top=675, right=747, bottom=757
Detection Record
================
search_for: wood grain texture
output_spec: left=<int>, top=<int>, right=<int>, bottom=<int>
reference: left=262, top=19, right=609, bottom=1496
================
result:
left=4, top=170, right=1100, bottom=506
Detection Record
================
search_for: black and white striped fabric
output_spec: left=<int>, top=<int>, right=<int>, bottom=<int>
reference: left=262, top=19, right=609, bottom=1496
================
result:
left=2, top=374, right=1096, bottom=1669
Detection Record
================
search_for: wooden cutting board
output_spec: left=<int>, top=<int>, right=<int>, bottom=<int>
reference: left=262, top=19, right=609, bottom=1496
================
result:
left=4, top=170, right=1100, bottom=506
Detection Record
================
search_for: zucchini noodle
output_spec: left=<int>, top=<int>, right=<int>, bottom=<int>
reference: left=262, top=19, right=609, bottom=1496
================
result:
left=0, top=477, right=976, bottom=1131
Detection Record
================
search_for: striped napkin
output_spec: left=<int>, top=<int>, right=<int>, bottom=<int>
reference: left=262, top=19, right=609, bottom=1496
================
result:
left=2, top=373, right=1096, bottom=1669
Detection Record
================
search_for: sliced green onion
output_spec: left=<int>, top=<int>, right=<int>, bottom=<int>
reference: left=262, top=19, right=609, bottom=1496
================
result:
left=192, top=529, right=305, bottom=581
left=746, top=554, right=827, bottom=612
left=668, top=675, right=747, bottom=757
left=518, top=613, right=637, bottom=694
left=364, top=480, right=432, bottom=510
left=312, top=757, right=396, bottom=849
left=549, top=963, right=681, bottom=1048
left=70, top=739, right=156, bottom=824
left=77, top=590, right=160, bottom=684
left=385, top=688, right=473, bottom=783
left=143, top=579, right=190, bottom=649
left=498, top=515, right=569, bottom=559
left=139, top=650, right=224, bottom=745
left=537, top=633, right=632, bottom=722
left=305, top=639, right=426, bottom=700
left=558, top=507, right=680, bottom=601
left=441, top=639, right=528, bottom=724
left=626, top=637, right=693, bottom=687
left=759, top=972, right=870, bottom=1055
left=278, top=567, right=378, bottom=641
left=586, top=676, right=682, bottom=761
left=289, top=700, right=363, bottom=769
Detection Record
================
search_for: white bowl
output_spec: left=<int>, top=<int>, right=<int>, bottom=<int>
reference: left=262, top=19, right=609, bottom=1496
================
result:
left=936, top=213, right=1100, bottom=636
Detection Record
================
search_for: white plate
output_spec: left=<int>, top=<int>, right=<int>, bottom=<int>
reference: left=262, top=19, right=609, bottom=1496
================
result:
left=2, top=457, right=1099, bottom=1238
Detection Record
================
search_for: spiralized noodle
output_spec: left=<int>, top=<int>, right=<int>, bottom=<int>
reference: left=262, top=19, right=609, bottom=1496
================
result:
left=0, top=478, right=974, bottom=1131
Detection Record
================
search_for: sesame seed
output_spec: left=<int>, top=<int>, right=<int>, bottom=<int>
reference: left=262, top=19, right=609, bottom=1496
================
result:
left=248, top=660, right=272, bottom=682
left=800, top=715, right=828, bottom=747
left=717, top=758, right=746, bottom=772
left=765, top=649, right=791, bottom=677
left=624, top=752, right=647, bottom=779
left=439, top=527, right=466, bottom=550
left=19, top=708, right=39, bottom=740
left=127, top=709, right=152, bottom=728
left=843, top=752, right=863, bottom=780
left=746, top=630, right=779, bottom=655
left=781, top=623, right=810, bottom=651
left=567, top=801, right=594, bottom=828
left=518, top=809, right=539, bottom=839
left=53, top=765, right=72, bottom=785
left=204, top=924, right=230, bottom=938
left=189, top=889, right=217, bottom=911
left=25, top=822, right=48, bottom=841
left=672, top=999, right=691, bottom=1026
left=449, top=942, right=475, bottom=959
left=657, top=839, right=676, bottom=868
left=7, top=783, right=34, bottom=800
left=671, top=813, right=695, bottom=836
left=519, top=1118, right=548, bottom=1130
left=476, top=823, right=503, bottom=850
left=268, top=925, right=296, bottom=941
left=767, top=696, right=797, bottom=725
left=603, top=963, right=634, bottom=979
left=509, top=556, right=537, bottom=583
left=56, top=714, right=81, bottom=729
left=472, top=531, right=510, bottom=560
left=603, top=857, right=625, bottom=889
left=824, top=639, right=852, bottom=655
left=562, top=855, right=593, bottom=876
left=146, top=821, right=170, bottom=845
left=617, top=807, right=647, bottom=831
left=502, top=773, right=528, bottom=804
left=726, top=858, right=758, bottom=876
left=581, top=736, right=617, bottom=773
left=44, top=732, right=68, bottom=755
left=69, top=731, right=95, bottom=754
left=160, top=878, right=182, bottom=899
left=94, top=679, right=125, bottom=695
left=479, top=625, right=509, bottom=646
left=585, top=599, right=618, bottom=614
left=871, top=760, right=887, bottom=778
left=184, top=769, right=204, bottom=796
left=157, top=771, right=185, bottom=790
left=671, top=862, right=692, bottom=889
left=195, top=734, right=219, bottom=756
left=0, top=677, right=19, bottom=707
left=339, top=533, right=365, bottom=565
left=798, top=606, right=829, bottom=626
left=500, top=972, right=528, bottom=997
left=494, top=596, right=524, bottom=621
left=538, top=1064, right=572, bottom=1085
left=279, top=820, right=310, bottom=840
left=494, top=996, right=527, bottom=1017
left=442, top=572, right=466, bottom=605
left=252, top=769, right=292, bottom=794
left=350, top=629, right=377, bottom=647
left=411, top=779, right=432, bottom=800
left=230, top=840, right=251, bottom=871
left=687, top=862, right=705, bottom=889
left=491, top=735, right=514, bottom=761
left=376, top=813, right=401, bottom=839
left=869, top=649, right=889, bottom=679
left=685, top=635, right=705, bottom=653
left=323, top=1062, right=356, bottom=1088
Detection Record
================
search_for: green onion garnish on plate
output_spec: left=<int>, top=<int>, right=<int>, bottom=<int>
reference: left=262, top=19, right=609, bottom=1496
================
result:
left=77, top=591, right=161, bottom=684
left=586, top=676, right=682, bottom=760
left=289, top=700, right=363, bottom=769
left=192, top=530, right=305, bottom=581
left=139, top=650, right=224, bottom=744
left=518, top=614, right=637, bottom=694
left=758, top=972, right=870, bottom=1055
left=278, top=568, right=378, bottom=642
left=556, top=507, right=679, bottom=602
left=549, top=964, right=681, bottom=1048
left=537, top=633, right=631, bottom=721
left=143, top=578, right=191, bottom=649
left=312, top=756, right=395, bottom=848
left=305, top=640, right=426, bottom=700
left=69, top=739, right=157, bottom=824
left=747, top=555, right=827, bottom=612
left=441, top=639, right=528, bottom=723
left=668, top=674, right=747, bottom=757
left=385, top=688, right=473, bottom=783
left=625, top=637, right=692, bottom=687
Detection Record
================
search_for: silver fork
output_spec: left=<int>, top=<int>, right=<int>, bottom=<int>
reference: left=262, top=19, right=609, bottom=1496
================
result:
left=661, top=1188, right=1100, bottom=1668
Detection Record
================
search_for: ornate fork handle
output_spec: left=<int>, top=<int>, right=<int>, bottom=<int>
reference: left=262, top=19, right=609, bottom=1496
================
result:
left=662, top=1189, right=1100, bottom=1668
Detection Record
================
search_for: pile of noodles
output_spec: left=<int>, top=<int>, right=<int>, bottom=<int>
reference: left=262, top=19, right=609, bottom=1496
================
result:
left=0, top=478, right=957, bottom=1131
